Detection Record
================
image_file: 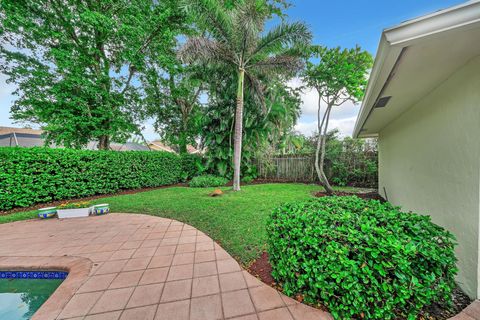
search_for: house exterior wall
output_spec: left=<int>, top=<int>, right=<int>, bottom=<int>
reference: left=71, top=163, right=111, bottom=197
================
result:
left=378, top=55, right=480, bottom=298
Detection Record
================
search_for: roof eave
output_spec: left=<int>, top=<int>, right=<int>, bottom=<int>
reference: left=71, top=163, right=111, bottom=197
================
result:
left=353, top=0, right=480, bottom=138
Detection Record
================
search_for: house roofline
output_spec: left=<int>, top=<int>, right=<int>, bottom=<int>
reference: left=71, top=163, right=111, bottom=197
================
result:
left=353, top=0, right=480, bottom=138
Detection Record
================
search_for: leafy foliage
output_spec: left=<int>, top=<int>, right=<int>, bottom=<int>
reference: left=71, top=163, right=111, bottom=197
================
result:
left=180, top=153, right=205, bottom=181
left=263, top=129, right=378, bottom=187
left=0, top=0, right=184, bottom=149
left=189, top=175, right=228, bottom=188
left=267, top=196, right=457, bottom=319
left=304, top=46, right=373, bottom=102
left=143, top=61, right=204, bottom=154
left=275, top=131, right=315, bottom=155
left=0, top=147, right=185, bottom=210
left=179, top=0, right=311, bottom=190
left=323, top=130, right=377, bottom=187
left=202, top=76, right=301, bottom=180
left=303, top=45, right=373, bottom=194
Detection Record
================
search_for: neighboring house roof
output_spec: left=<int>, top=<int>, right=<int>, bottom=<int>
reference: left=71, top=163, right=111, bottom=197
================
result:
left=148, top=141, right=176, bottom=153
left=0, top=126, right=150, bottom=151
left=0, top=126, right=43, bottom=135
left=0, top=132, right=49, bottom=147
left=110, top=142, right=150, bottom=151
left=86, top=141, right=150, bottom=151
left=0, top=127, right=49, bottom=147
left=186, top=145, right=202, bottom=154
left=353, top=0, right=480, bottom=138
left=147, top=141, right=203, bottom=154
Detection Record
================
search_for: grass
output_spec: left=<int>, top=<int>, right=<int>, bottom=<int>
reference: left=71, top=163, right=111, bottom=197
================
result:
left=0, top=183, right=361, bottom=265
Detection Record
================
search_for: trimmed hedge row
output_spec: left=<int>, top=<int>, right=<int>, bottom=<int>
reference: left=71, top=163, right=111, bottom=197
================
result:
left=0, top=147, right=196, bottom=210
left=189, top=175, right=228, bottom=188
left=267, top=196, right=457, bottom=319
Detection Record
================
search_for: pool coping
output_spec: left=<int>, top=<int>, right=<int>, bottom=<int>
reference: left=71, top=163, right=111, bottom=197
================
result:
left=0, top=256, right=92, bottom=320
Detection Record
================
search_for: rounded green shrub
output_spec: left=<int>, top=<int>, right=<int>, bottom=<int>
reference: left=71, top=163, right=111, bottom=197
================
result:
left=267, top=196, right=457, bottom=319
left=189, top=175, right=228, bottom=188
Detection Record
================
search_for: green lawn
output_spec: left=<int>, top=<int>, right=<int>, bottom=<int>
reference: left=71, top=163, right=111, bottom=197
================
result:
left=0, top=183, right=360, bottom=265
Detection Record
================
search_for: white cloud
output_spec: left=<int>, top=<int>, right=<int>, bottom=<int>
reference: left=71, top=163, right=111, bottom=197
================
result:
left=295, top=116, right=357, bottom=137
left=294, top=121, right=317, bottom=136
left=288, top=77, right=361, bottom=137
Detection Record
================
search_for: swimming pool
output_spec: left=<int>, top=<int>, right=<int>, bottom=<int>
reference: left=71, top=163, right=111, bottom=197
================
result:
left=0, top=271, right=67, bottom=320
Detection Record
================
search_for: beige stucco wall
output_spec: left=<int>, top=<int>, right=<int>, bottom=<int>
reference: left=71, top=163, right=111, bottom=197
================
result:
left=378, top=55, right=480, bottom=298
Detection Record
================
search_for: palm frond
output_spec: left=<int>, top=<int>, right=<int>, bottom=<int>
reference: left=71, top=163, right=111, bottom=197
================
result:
left=245, top=72, right=266, bottom=113
left=231, top=0, right=267, bottom=59
left=178, top=37, right=234, bottom=65
left=180, top=0, right=234, bottom=46
left=249, top=22, right=312, bottom=60
left=249, top=54, right=304, bottom=77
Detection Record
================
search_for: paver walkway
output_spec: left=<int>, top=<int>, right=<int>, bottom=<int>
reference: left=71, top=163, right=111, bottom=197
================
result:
left=0, top=213, right=333, bottom=320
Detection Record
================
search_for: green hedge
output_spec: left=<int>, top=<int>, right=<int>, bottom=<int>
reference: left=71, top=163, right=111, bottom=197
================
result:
left=267, top=196, right=457, bottom=319
left=189, top=175, right=228, bottom=188
left=0, top=147, right=186, bottom=210
left=180, top=154, right=205, bottom=181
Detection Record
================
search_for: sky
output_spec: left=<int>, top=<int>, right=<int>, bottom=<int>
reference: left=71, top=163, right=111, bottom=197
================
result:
left=0, top=0, right=466, bottom=140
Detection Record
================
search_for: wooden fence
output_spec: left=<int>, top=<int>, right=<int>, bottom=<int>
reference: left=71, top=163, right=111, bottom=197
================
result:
left=256, top=156, right=318, bottom=182
left=256, top=151, right=378, bottom=187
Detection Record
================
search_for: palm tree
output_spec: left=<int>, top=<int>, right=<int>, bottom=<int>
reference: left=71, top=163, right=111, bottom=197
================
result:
left=179, top=0, right=311, bottom=191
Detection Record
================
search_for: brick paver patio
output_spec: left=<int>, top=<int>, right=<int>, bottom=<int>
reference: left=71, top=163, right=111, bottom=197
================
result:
left=0, top=213, right=333, bottom=320
left=0, top=213, right=478, bottom=320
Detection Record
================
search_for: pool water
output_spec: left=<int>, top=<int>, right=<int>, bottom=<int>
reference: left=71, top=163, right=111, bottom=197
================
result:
left=0, top=278, right=64, bottom=320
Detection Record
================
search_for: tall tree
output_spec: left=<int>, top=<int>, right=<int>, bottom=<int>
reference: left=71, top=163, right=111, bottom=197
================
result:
left=0, top=0, right=183, bottom=149
left=143, top=62, right=204, bottom=153
left=202, top=74, right=301, bottom=178
left=179, top=0, right=311, bottom=191
left=304, top=45, right=372, bottom=194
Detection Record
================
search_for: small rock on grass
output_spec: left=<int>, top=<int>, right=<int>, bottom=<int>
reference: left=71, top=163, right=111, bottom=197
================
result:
left=210, top=189, right=223, bottom=197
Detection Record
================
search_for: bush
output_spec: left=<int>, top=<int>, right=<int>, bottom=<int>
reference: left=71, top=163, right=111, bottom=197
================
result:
left=241, top=176, right=254, bottom=184
left=267, top=196, right=457, bottom=319
left=0, top=147, right=185, bottom=210
left=189, top=175, right=228, bottom=188
left=180, top=154, right=205, bottom=181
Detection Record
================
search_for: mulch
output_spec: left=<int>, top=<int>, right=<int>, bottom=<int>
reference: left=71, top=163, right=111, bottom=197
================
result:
left=422, top=287, right=472, bottom=319
left=247, top=252, right=275, bottom=286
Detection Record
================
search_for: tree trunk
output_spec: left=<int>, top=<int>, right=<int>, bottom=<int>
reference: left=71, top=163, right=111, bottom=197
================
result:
left=319, top=106, right=334, bottom=194
left=314, top=95, right=334, bottom=195
left=232, top=68, right=245, bottom=191
left=179, top=132, right=188, bottom=154
left=98, top=135, right=110, bottom=150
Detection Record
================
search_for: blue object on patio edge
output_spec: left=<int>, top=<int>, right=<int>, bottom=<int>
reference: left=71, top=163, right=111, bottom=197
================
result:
left=0, top=271, right=68, bottom=280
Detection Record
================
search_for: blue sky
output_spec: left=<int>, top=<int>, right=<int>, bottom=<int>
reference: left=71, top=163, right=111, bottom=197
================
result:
left=0, top=0, right=466, bottom=139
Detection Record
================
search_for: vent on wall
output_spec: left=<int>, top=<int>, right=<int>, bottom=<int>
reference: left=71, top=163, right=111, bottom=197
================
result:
left=374, top=96, right=392, bottom=108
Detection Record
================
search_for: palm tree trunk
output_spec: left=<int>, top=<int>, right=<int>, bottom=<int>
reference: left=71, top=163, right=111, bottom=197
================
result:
left=232, top=68, right=245, bottom=191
